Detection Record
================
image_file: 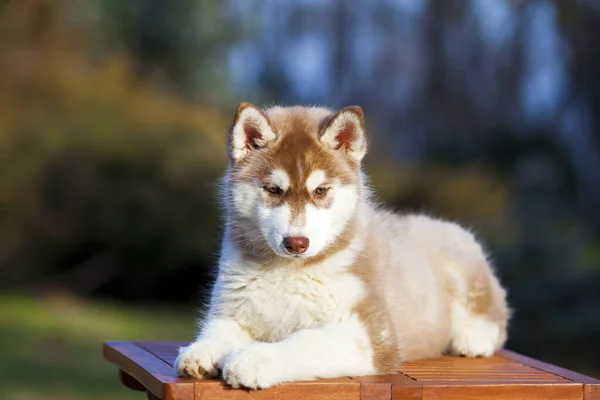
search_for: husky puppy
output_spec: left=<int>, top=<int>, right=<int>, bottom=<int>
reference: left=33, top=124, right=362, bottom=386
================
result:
left=175, top=103, right=509, bottom=389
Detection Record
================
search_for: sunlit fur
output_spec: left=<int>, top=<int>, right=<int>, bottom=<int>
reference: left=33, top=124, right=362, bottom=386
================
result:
left=175, top=103, right=510, bottom=390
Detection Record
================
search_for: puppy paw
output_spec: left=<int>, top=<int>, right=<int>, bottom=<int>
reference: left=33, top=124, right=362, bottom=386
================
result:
left=175, top=341, right=226, bottom=379
left=449, top=317, right=500, bottom=357
left=222, top=344, right=281, bottom=390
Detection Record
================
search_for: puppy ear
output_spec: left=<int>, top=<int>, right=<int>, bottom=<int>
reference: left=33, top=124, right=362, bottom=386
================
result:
left=228, top=102, right=277, bottom=162
left=319, top=106, right=367, bottom=161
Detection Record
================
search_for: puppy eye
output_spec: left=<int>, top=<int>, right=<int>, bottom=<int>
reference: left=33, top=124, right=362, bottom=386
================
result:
left=264, top=185, right=283, bottom=195
left=314, top=186, right=329, bottom=196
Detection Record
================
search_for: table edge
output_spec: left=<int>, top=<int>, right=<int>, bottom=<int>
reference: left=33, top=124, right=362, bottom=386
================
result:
left=103, top=341, right=195, bottom=400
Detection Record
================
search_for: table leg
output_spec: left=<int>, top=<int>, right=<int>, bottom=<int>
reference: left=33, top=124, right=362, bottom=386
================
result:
left=119, top=369, right=145, bottom=392
left=146, top=390, right=160, bottom=400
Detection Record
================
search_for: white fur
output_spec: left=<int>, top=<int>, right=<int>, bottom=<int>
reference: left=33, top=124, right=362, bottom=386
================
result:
left=258, top=203, right=292, bottom=256
left=305, top=169, right=326, bottom=192
left=221, top=316, right=374, bottom=389
left=449, top=302, right=500, bottom=357
left=266, top=105, right=333, bottom=123
left=269, top=169, right=290, bottom=191
left=231, top=182, right=257, bottom=218
left=215, top=235, right=365, bottom=341
left=230, top=107, right=276, bottom=161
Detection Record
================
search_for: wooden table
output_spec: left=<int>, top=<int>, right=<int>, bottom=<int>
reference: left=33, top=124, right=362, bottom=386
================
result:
left=103, top=341, right=600, bottom=400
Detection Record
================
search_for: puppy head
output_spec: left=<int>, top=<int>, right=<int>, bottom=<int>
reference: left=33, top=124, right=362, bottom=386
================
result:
left=225, top=103, right=367, bottom=260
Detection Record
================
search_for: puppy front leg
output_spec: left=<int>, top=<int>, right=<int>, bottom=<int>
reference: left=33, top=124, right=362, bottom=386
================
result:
left=175, top=317, right=254, bottom=379
left=221, top=316, right=377, bottom=390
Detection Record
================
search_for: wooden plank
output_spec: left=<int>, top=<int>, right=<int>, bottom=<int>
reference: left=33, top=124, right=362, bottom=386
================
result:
left=103, top=341, right=195, bottom=400
left=584, top=385, right=600, bottom=400
left=194, top=377, right=360, bottom=400
left=399, top=353, right=573, bottom=385
left=159, top=356, right=178, bottom=367
left=137, top=341, right=185, bottom=368
left=500, top=350, right=600, bottom=400
left=349, top=375, right=393, bottom=400
left=398, top=374, right=569, bottom=381
left=421, top=383, right=583, bottom=400
left=138, top=341, right=190, bottom=356
left=499, top=350, right=598, bottom=382
left=400, top=372, right=568, bottom=378
left=384, top=373, right=423, bottom=400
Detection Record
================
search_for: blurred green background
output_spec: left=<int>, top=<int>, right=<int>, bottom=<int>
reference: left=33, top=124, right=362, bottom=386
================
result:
left=1, top=0, right=599, bottom=399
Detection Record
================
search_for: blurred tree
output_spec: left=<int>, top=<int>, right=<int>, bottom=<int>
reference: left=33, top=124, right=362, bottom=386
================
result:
left=0, top=0, right=229, bottom=301
left=78, top=0, right=238, bottom=102
left=555, top=0, right=600, bottom=230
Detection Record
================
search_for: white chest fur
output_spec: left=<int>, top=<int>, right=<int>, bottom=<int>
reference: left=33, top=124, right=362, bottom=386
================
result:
left=212, top=244, right=365, bottom=343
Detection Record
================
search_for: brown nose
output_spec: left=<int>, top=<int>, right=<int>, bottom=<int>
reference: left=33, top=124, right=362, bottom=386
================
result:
left=283, top=236, right=309, bottom=254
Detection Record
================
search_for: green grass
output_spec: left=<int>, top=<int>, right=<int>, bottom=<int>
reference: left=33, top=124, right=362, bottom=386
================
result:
left=0, top=292, right=196, bottom=400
